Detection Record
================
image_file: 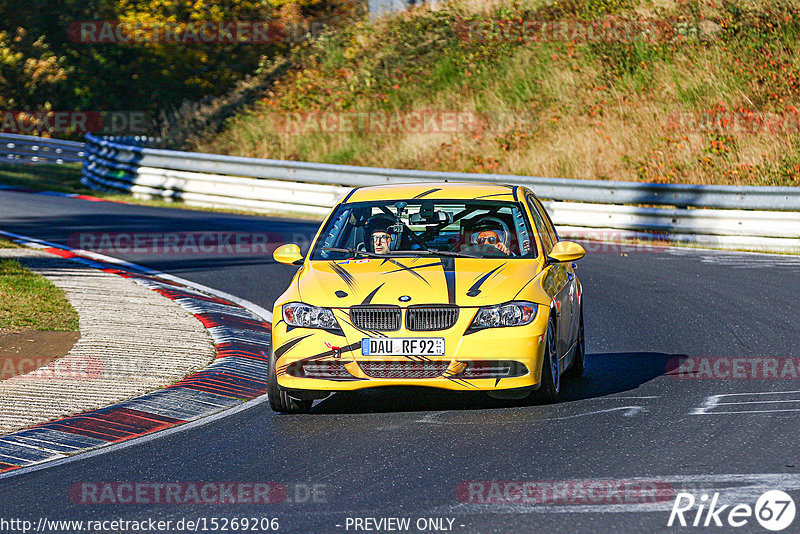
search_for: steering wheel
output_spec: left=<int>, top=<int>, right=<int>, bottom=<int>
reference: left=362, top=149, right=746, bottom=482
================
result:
left=461, top=243, right=513, bottom=258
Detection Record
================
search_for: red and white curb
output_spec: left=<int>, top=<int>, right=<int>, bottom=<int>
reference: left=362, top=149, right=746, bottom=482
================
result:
left=0, top=229, right=275, bottom=477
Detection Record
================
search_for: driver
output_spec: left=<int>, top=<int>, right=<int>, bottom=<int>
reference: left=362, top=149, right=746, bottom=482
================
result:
left=364, top=214, right=396, bottom=254
left=470, top=218, right=511, bottom=255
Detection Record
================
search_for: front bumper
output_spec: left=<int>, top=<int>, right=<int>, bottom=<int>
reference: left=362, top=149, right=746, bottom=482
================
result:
left=272, top=305, right=548, bottom=392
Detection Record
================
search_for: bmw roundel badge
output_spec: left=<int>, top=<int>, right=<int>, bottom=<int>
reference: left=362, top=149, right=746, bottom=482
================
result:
left=399, top=295, right=411, bottom=302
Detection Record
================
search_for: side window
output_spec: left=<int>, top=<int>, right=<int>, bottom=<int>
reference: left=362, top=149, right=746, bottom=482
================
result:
left=511, top=205, right=536, bottom=257
left=526, top=195, right=553, bottom=255
left=317, top=208, right=350, bottom=259
left=532, top=197, right=559, bottom=248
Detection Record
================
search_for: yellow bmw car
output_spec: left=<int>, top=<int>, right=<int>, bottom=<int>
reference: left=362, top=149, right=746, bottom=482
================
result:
left=268, top=182, right=586, bottom=413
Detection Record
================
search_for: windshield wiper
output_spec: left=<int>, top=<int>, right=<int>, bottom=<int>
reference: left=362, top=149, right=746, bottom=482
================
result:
left=321, top=246, right=389, bottom=258
left=388, top=249, right=480, bottom=259
left=427, top=250, right=480, bottom=258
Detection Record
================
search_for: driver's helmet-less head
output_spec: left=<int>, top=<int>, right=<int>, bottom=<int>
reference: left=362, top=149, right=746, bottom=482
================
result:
left=364, top=214, right=396, bottom=252
left=470, top=216, right=510, bottom=247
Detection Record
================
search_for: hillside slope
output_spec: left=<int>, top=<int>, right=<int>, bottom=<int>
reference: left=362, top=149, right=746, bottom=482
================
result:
left=193, top=0, right=800, bottom=186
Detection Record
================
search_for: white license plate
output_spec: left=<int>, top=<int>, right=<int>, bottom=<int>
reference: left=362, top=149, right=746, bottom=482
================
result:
left=361, top=338, right=445, bottom=356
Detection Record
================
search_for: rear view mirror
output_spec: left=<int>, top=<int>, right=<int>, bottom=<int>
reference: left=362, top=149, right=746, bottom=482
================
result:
left=410, top=211, right=453, bottom=225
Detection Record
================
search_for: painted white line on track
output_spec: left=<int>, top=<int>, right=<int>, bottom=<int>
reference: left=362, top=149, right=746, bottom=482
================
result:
left=718, top=399, right=800, bottom=405
left=0, top=229, right=272, bottom=322
left=701, top=409, right=800, bottom=414
left=709, top=390, right=800, bottom=396
left=416, top=405, right=645, bottom=425
left=593, top=396, right=661, bottom=399
left=692, top=391, right=800, bottom=415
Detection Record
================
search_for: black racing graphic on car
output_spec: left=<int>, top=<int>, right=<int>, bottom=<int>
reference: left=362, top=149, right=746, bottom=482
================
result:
left=473, top=192, right=514, bottom=200
left=361, top=283, right=385, bottom=305
left=466, top=263, right=507, bottom=297
left=400, top=353, right=433, bottom=363
left=329, top=261, right=358, bottom=290
left=440, top=257, right=457, bottom=305
left=381, top=259, right=437, bottom=286
left=412, top=187, right=442, bottom=199
left=441, top=367, right=479, bottom=389
left=274, top=334, right=314, bottom=359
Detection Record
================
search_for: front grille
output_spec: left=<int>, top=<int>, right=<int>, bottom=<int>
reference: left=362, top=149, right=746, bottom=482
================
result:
left=406, top=306, right=459, bottom=331
left=350, top=306, right=401, bottom=331
left=459, top=361, right=528, bottom=379
left=359, top=361, right=449, bottom=379
left=286, top=361, right=352, bottom=379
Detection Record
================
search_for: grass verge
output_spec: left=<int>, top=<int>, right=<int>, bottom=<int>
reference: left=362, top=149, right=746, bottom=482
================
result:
left=0, top=253, right=79, bottom=331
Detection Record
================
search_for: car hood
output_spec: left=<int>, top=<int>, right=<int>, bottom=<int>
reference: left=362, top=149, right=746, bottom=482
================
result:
left=296, top=257, right=544, bottom=307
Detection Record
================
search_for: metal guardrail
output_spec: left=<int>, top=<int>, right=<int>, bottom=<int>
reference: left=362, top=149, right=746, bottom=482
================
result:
left=79, top=134, right=800, bottom=252
left=1, top=133, right=799, bottom=252
left=0, top=133, right=84, bottom=164
left=83, top=134, right=800, bottom=210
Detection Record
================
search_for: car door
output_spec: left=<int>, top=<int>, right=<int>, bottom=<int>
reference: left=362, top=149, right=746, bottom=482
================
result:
left=533, top=196, right=580, bottom=354
left=525, top=195, right=572, bottom=368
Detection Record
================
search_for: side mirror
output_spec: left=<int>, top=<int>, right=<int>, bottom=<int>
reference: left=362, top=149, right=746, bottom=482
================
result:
left=546, top=241, right=585, bottom=265
left=273, top=243, right=304, bottom=265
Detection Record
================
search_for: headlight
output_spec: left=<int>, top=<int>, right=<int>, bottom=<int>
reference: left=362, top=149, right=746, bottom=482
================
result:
left=469, top=301, right=538, bottom=330
left=283, top=302, right=340, bottom=330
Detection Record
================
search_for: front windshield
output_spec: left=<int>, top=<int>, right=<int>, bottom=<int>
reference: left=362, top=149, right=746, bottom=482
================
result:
left=311, top=199, right=537, bottom=260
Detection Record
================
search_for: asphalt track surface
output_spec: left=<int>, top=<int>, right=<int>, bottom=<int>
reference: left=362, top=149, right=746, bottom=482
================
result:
left=1, top=189, right=800, bottom=533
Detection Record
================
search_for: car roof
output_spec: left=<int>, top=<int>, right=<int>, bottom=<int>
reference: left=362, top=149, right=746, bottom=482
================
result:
left=344, top=182, right=520, bottom=203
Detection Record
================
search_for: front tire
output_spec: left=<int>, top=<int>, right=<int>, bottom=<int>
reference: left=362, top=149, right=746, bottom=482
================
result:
left=531, top=316, right=560, bottom=404
left=267, top=348, right=313, bottom=414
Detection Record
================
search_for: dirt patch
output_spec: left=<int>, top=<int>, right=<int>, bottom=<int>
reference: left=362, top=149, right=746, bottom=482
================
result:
left=0, top=329, right=80, bottom=380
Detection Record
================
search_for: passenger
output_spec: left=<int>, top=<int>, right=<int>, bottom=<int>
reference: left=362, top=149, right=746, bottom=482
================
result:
left=470, top=219, right=511, bottom=255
